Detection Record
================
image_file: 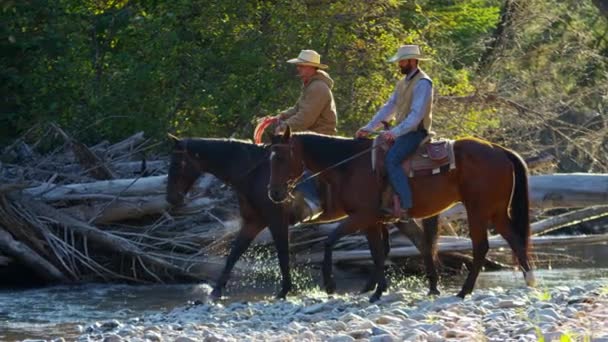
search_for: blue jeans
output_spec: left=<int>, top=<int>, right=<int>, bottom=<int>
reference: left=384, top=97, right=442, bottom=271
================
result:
left=295, top=169, right=320, bottom=205
left=385, top=130, right=427, bottom=209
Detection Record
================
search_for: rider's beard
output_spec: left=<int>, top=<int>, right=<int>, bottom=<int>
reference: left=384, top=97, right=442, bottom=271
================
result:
left=400, top=65, right=414, bottom=75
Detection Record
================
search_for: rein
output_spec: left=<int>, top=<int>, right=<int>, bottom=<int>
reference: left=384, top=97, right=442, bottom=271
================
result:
left=278, top=138, right=384, bottom=192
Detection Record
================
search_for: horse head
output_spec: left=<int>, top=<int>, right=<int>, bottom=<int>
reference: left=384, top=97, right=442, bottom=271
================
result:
left=166, top=134, right=202, bottom=206
left=268, top=126, right=304, bottom=203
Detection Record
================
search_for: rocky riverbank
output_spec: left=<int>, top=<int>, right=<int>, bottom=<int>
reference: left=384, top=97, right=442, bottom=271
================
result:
left=74, top=281, right=608, bottom=342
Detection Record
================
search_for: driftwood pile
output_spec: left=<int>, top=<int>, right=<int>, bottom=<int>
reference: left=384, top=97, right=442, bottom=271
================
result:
left=1, top=126, right=607, bottom=286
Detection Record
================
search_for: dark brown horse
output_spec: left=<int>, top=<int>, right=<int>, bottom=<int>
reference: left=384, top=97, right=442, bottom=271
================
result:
left=166, top=136, right=397, bottom=300
left=268, top=128, right=535, bottom=299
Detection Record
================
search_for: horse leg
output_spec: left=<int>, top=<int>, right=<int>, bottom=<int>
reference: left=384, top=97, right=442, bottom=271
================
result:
left=395, top=217, right=440, bottom=295
left=210, top=221, right=263, bottom=300
left=360, top=224, right=391, bottom=295
left=422, top=216, right=440, bottom=295
left=268, top=219, right=292, bottom=299
left=457, top=214, right=489, bottom=298
left=382, top=224, right=391, bottom=258
left=323, top=217, right=361, bottom=294
left=366, top=225, right=388, bottom=302
left=494, top=213, right=535, bottom=287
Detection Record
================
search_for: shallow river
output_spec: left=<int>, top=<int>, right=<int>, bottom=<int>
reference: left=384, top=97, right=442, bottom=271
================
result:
left=1, top=243, right=607, bottom=341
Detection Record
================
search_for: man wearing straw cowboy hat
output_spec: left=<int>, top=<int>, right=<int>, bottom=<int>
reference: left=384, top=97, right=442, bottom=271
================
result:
left=274, top=49, right=337, bottom=136
left=274, top=49, right=338, bottom=221
left=356, top=44, right=434, bottom=220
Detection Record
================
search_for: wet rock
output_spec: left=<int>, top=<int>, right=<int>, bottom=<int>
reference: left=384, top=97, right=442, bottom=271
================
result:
left=389, top=308, right=409, bottom=318
left=144, top=331, right=162, bottom=341
left=497, top=299, right=526, bottom=308
left=348, top=329, right=372, bottom=339
left=332, top=320, right=348, bottom=331
left=326, top=334, right=355, bottom=342
left=174, top=337, right=197, bottom=342
left=401, top=329, right=427, bottom=341
left=102, top=334, right=123, bottom=342
left=372, top=326, right=391, bottom=336
left=302, top=302, right=326, bottom=314
left=339, top=312, right=363, bottom=322
left=297, top=330, right=316, bottom=340
left=375, top=315, right=402, bottom=325
left=529, top=308, right=561, bottom=321
left=445, top=329, right=474, bottom=338
left=370, top=334, right=396, bottom=342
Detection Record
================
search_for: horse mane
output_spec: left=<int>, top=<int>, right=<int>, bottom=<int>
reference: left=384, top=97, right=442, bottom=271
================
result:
left=185, top=137, right=268, bottom=163
left=293, top=133, right=372, bottom=169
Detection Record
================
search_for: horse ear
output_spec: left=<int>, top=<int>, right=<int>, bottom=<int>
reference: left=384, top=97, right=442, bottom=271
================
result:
left=168, top=133, right=186, bottom=150
left=282, top=125, right=291, bottom=142
left=167, top=133, right=181, bottom=144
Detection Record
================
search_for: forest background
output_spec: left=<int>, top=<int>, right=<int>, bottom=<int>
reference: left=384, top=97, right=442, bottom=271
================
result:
left=2, top=0, right=607, bottom=173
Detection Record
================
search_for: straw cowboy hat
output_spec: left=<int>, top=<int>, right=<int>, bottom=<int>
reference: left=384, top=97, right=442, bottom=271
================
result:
left=287, top=49, right=329, bottom=69
left=387, top=44, right=430, bottom=63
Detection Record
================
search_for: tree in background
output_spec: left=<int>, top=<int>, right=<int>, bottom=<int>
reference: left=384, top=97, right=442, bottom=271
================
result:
left=2, top=0, right=606, bottom=172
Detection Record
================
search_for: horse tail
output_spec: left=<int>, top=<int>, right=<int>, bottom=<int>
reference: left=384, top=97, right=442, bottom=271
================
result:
left=502, top=147, right=531, bottom=250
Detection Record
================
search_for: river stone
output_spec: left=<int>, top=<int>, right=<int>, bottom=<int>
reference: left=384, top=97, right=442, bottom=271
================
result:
left=372, top=326, right=391, bottom=336
left=529, top=308, right=561, bottom=321
left=389, top=308, right=409, bottom=318
left=326, top=334, right=355, bottom=342
left=339, top=312, right=363, bottom=322
left=302, top=302, right=326, bottom=314
left=348, top=329, right=372, bottom=339
left=144, top=331, right=162, bottom=342
left=174, top=337, right=197, bottom=342
left=298, top=330, right=316, bottom=341
left=483, top=311, right=507, bottom=322
left=408, top=312, right=426, bottom=320
left=445, top=329, right=474, bottom=338
left=400, top=318, right=420, bottom=327
left=332, top=320, right=348, bottom=331
left=401, top=329, right=427, bottom=341
left=370, top=334, right=396, bottom=342
left=497, top=299, right=526, bottom=308
left=375, top=314, right=403, bottom=325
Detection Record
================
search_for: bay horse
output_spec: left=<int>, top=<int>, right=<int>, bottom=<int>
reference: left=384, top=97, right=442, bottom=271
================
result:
left=165, top=135, right=398, bottom=300
left=268, top=127, right=535, bottom=299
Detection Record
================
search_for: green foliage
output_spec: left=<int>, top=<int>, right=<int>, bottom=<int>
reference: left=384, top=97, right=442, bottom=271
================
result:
left=2, top=0, right=607, bottom=171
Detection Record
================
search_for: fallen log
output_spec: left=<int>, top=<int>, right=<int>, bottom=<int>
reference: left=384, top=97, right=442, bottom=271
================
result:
left=62, top=195, right=217, bottom=224
left=23, top=173, right=217, bottom=202
left=0, top=225, right=68, bottom=282
left=24, top=199, right=211, bottom=281
left=297, top=233, right=608, bottom=264
left=440, top=174, right=608, bottom=221
left=529, top=206, right=608, bottom=236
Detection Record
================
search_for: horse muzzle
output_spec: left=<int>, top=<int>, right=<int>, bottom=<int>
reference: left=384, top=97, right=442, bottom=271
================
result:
left=267, top=185, right=290, bottom=204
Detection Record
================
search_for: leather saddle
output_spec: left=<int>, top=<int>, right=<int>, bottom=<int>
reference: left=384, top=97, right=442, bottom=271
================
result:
left=372, top=133, right=456, bottom=178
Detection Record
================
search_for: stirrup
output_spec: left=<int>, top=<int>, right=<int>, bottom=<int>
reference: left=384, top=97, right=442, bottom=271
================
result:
left=302, top=198, right=323, bottom=221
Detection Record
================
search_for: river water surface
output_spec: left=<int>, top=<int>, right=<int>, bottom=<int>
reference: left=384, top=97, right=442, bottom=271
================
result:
left=1, top=242, right=607, bottom=341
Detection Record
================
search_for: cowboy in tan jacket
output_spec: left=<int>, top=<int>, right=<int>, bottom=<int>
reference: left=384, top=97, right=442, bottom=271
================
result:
left=274, top=49, right=337, bottom=222
left=276, top=50, right=337, bottom=135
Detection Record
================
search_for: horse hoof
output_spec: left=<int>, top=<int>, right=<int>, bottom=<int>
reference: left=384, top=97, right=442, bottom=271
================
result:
left=428, top=288, right=440, bottom=296
left=275, top=289, right=289, bottom=300
left=456, top=291, right=467, bottom=299
left=360, top=283, right=376, bottom=294
left=209, top=288, right=222, bottom=301
left=369, top=293, right=381, bottom=303
left=325, top=281, right=336, bottom=294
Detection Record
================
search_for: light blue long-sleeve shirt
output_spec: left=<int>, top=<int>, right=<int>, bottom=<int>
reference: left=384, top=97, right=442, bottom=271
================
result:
left=363, top=68, right=432, bottom=137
